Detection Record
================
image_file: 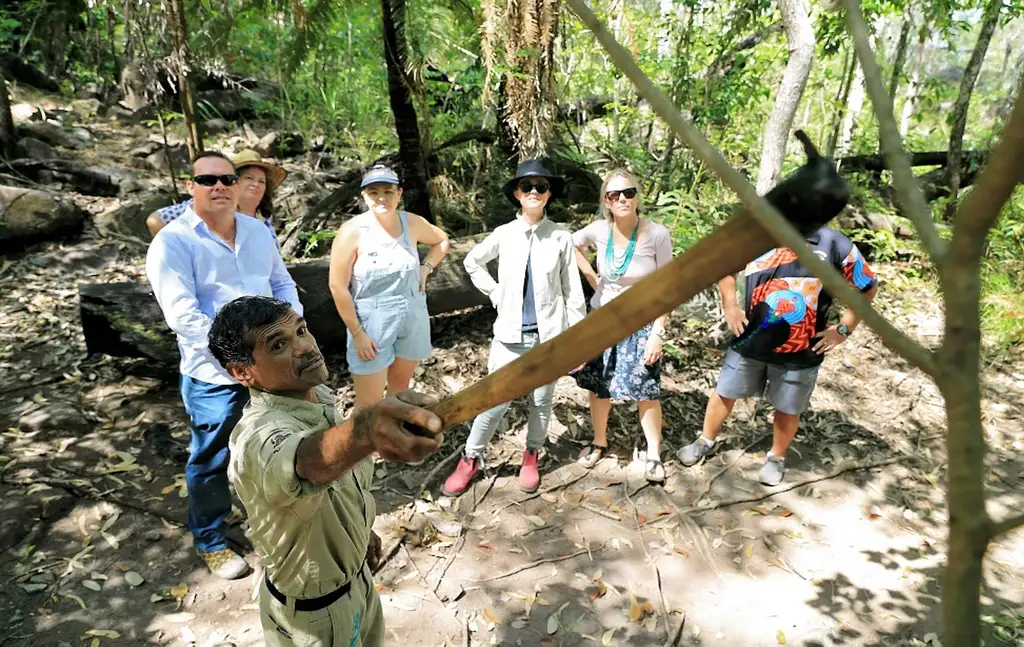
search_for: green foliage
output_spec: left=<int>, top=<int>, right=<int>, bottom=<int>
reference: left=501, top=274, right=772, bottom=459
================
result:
left=978, top=188, right=1024, bottom=349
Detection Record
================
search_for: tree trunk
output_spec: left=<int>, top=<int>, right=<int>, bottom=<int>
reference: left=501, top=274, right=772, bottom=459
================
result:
left=826, top=48, right=856, bottom=158
left=900, top=30, right=927, bottom=137
left=887, top=15, right=913, bottom=122
left=167, top=0, right=203, bottom=161
left=939, top=205, right=993, bottom=647
left=500, top=0, right=560, bottom=160
left=381, top=0, right=433, bottom=221
left=755, top=0, right=814, bottom=194
left=945, top=0, right=1002, bottom=218
left=106, top=2, right=121, bottom=87
left=839, top=63, right=865, bottom=156
left=0, top=71, right=15, bottom=160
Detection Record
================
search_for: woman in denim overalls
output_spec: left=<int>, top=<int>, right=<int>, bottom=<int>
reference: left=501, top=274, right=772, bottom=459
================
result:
left=328, top=165, right=450, bottom=409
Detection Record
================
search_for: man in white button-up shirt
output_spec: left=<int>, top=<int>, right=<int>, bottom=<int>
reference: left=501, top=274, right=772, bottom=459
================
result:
left=146, top=151, right=303, bottom=579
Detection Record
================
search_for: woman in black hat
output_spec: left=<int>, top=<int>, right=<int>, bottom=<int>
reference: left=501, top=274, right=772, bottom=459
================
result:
left=442, top=159, right=587, bottom=497
left=572, top=168, right=674, bottom=483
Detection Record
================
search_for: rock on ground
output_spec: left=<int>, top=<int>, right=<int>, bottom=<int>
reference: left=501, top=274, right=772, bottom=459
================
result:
left=0, top=186, right=85, bottom=249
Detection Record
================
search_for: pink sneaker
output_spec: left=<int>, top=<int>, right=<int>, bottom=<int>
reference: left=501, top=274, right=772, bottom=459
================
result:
left=519, top=449, right=541, bottom=493
left=442, top=454, right=480, bottom=496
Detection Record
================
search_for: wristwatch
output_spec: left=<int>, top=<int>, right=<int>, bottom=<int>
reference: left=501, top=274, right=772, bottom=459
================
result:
left=651, top=326, right=666, bottom=338
left=836, top=324, right=851, bottom=337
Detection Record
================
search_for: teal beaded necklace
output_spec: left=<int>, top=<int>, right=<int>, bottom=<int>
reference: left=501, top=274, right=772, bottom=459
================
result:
left=604, top=221, right=639, bottom=281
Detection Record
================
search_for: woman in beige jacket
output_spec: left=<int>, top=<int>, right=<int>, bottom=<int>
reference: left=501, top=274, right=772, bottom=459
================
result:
left=442, top=160, right=587, bottom=496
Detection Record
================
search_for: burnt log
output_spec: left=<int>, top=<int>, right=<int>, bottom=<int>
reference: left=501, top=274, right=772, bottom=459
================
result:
left=5, top=159, right=131, bottom=196
left=79, top=236, right=494, bottom=365
left=838, top=149, right=987, bottom=173
left=0, top=55, right=60, bottom=92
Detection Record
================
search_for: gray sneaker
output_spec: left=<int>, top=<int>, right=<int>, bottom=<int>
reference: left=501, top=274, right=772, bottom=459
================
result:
left=676, top=438, right=716, bottom=467
left=199, top=548, right=250, bottom=580
left=758, top=455, right=786, bottom=486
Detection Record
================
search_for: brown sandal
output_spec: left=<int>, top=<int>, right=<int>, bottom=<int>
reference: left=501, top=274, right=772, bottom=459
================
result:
left=577, top=443, right=606, bottom=469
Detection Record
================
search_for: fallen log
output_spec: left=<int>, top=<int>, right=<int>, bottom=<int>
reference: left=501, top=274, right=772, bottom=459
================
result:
left=838, top=149, right=986, bottom=173
left=78, top=236, right=494, bottom=365
left=5, top=159, right=127, bottom=197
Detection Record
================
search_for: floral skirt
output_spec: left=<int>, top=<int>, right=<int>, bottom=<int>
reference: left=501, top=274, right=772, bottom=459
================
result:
left=574, top=323, right=661, bottom=401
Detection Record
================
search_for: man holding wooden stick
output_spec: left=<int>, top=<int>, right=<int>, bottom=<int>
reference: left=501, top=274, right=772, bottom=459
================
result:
left=210, top=295, right=444, bottom=647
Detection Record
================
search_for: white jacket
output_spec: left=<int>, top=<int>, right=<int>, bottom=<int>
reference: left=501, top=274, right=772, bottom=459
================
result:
left=463, top=215, right=587, bottom=344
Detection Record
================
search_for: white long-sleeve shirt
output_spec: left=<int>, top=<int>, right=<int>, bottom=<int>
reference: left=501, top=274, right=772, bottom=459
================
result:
left=146, top=206, right=303, bottom=385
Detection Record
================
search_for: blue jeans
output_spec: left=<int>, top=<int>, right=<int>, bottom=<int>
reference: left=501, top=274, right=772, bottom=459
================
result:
left=180, top=376, right=249, bottom=553
left=465, top=334, right=554, bottom=459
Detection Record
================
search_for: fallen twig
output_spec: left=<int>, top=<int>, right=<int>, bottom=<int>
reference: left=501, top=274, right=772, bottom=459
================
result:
left=692, top=432, right=770, bottom=506
left=2, top=560, right=63, bottom=587
left=667, top=610, right=686, bottom=647
left=472, top=452, right=513, bottom=511
left=625, top=480, right=671, bottom=643
left=490, top=464, right=591, bottom=514
left=579, top=501, right=622, bottom=521
left=431, top=533, right=466, bottom=594
left=402, top=544, right=459, bottom=619
left=419, top=444, right=464, bottom=498
left=468, top=545, right=600, bottom=582
left=670, top=455, right=910, bottom=517
left=2, top=477, right=185, bottom=526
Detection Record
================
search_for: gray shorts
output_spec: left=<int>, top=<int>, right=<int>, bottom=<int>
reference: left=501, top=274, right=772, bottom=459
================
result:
left=715, top=349, right=819, bottom=415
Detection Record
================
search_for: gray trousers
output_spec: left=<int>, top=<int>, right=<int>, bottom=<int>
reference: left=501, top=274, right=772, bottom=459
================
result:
left=465, top=333, right=554, bottom=458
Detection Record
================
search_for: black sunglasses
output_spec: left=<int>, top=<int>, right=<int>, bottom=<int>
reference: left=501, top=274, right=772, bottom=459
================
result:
left=192, top=174, right=239, bottom=187
left=605, top=187, right=638, bottom=201
left=517, top=180, right=550, bottom=194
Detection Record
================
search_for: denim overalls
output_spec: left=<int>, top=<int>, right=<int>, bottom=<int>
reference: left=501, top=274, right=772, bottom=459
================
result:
left=347, top=211, right=432, bottom=374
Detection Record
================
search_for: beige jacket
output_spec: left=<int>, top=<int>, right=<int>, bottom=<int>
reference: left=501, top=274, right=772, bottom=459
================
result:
left=463, top=215, right=587, bottom=344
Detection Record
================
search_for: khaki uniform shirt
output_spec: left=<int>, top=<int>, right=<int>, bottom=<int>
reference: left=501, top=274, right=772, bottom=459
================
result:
left=462, top=215, right=587, bottom=345
left=228, top=385, right=376, bottom=599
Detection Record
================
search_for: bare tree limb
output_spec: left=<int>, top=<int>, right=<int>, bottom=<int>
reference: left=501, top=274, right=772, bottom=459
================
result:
left=842, top=0, right=946, bottom=265
left=990, top=512, right=1024, bottom=540
left=565, top=0, right=939, bottom=377
left=949, top=90, right=1024, bottom=260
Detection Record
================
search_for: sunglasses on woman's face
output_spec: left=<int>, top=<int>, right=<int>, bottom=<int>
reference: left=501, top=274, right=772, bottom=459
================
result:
left=518, top=180, right=550, bottom=195
left=192, top=174, right=239, bottom=187
left=605, top=187, right=638, bottom=201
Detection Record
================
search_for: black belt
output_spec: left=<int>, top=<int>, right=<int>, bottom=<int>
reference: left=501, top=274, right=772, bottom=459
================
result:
left=266, top=568, right=362, bottom=612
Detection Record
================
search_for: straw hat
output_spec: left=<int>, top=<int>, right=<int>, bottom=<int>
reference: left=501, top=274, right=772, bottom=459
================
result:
left=231, top=149, right=288, bottom=191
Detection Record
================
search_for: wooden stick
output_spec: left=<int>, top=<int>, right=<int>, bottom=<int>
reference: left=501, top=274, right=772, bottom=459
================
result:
left=427, top=213, right=787, bottom=430
left=467, top=548, right=592, bottom=582
left=417, top=444, right=463, bottom=497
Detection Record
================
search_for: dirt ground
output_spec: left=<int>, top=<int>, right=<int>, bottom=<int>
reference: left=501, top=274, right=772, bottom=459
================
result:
left=2, top=93, right=1023, bottom=647
left=1, top=231, right=1022, bottom=647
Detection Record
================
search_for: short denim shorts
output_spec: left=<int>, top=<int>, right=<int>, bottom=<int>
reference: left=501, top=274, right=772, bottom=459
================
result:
left=347, top=293, right=431, bottom=375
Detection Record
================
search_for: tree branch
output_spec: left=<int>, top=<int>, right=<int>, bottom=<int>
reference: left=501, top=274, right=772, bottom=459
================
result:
left=949, top=90, right=1024, bottom=260
left=842, top=0, right=946, bottom=265
left=990, top=512, right=1024, bottom=540
left=565, top=0, right=939, bottom=377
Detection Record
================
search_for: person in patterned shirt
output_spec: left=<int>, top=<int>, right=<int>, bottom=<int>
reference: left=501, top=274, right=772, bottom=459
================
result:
left=677, top=227, right=878, bottom=486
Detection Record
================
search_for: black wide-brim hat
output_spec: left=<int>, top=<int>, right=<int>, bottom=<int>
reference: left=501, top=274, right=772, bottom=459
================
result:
left=502, top=159, right=566, bottom=207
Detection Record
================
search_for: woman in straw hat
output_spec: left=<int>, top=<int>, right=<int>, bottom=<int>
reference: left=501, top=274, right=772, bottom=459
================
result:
left=145, top=149, right=287, bottom=238
left=442, top=159, right=586, bottom=497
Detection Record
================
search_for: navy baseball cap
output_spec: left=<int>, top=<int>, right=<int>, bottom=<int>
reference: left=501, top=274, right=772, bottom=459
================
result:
left=360, top=165, right=401, bottom=188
